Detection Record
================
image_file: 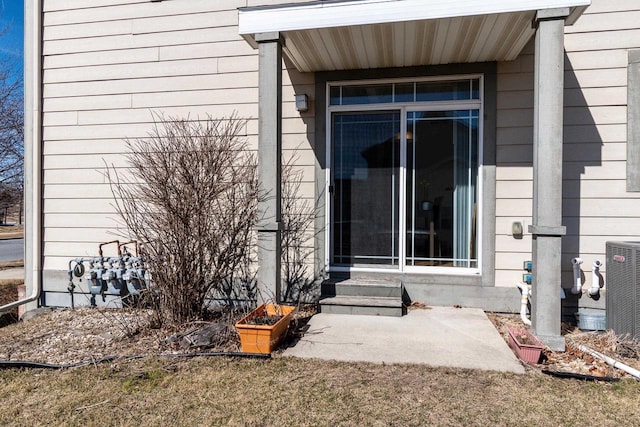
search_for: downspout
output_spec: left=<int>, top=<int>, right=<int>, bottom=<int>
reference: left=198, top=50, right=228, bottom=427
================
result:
left=516, top=282, right=532, bottom=326
left=0, top=0, right=43, bottom=313
left=570, top=257, right=583, bottom=294
left=588, top=260, right=602, bottom=296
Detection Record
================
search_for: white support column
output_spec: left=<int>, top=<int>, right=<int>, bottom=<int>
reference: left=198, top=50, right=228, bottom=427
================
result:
left=256, top=32, right=283, bottom=304
left=529, top=8, right=569, bottom=351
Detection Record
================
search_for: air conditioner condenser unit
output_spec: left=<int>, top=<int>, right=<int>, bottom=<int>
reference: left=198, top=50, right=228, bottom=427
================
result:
left=605, top=241, right=640, bottom=340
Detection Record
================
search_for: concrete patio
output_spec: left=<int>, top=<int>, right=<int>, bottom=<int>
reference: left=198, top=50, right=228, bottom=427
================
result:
left=284, top=306, right=526, bottom=374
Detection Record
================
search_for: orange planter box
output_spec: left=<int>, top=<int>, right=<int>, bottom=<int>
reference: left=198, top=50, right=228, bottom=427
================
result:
left=235, top=304, right=295, bottom=354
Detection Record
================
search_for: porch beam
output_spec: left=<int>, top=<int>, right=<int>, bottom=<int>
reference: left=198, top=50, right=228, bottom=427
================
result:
left=529, top=8, right=569, bottom=351
left=256, top=32, right=283, bottom=304
left=239, top=0, right=590, bottom=36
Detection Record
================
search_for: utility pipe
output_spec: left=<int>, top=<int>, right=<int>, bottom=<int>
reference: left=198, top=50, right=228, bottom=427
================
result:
left=66, top=257, right=96, bottom=310
left=0, top=0, right=43, bottom=314
left=118, top=240, right=140, bottom=256
left=67, top=259, right=78, bottom=310
left=571, top=257, right=583, bottom=294
left=578, top=345, right=640, bottom=380
left=516, top=282, right=532, bottom=326
left=588, top=260, right=603, bottom=296
left=99, top=240, right=121, bottom=257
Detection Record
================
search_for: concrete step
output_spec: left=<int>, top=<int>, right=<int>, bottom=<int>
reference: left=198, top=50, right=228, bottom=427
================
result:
left=321, top=279, right=403, bottom=298
left=319, top=296, right=405, bottom=317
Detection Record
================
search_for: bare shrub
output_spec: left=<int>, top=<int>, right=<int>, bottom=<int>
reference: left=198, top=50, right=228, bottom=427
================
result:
left=281, top=152, right=319, bottom=303
left=107, top=114, right=260, bottom=325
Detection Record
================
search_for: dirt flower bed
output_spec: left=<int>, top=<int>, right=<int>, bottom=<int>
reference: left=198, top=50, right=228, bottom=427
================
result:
left=0, top=308, right=162, bottom=364
left=248, top=314, right=283, bottom=326
left=1, top=304, right=638, bottom=380
left=0, top=304, right=315, bottom=365
left=488, top=312, right=640, bottom=380
left=0, top=307, right=244, bottom=365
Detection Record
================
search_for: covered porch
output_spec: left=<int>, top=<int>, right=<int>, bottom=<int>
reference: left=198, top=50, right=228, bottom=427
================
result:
left=239, top=0, right=591, bottom=350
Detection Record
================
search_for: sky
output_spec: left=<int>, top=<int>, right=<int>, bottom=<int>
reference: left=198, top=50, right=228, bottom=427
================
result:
left=0, top=0, right=24, bottom=76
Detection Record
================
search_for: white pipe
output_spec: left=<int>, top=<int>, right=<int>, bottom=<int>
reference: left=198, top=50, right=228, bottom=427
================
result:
left=578, top=345, right=640, bottom=380
left=516, top=282, right=532, bottom=326
left=0, top=0, right=43, bottom=314
left=588, top=260, right=602, bottom=296
left=571, top=257, right=583, bottom=294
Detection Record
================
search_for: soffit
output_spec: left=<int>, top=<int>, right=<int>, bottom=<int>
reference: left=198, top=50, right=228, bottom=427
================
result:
left=239, top=0, right=590, bottom=72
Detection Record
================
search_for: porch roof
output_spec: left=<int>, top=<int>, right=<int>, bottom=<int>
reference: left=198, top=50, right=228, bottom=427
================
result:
left=238, top=0, right=590, bottom=72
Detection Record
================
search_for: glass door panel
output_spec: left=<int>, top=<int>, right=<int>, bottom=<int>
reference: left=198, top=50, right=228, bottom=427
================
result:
left=332, top=112, right=400, bottom=266
left=406, top=110, right=479, bottom=268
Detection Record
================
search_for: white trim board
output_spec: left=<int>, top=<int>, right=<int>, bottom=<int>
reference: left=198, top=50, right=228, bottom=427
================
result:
left=239, top=0, right=591, bottom=35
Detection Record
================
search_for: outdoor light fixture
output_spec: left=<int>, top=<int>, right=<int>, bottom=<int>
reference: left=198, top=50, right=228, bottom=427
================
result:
left=512, top=221, right=523, bottom=239
left=295, top=94, right=309, bottom=112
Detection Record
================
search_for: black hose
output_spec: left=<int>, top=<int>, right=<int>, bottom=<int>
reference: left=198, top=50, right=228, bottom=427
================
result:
left=0, top=355, right=122, bottom=370
left=0, top=352, right=270, bottom=370
left=542, top=369, right=620, bottom=382
left=160, top=352, right=270, bottom=359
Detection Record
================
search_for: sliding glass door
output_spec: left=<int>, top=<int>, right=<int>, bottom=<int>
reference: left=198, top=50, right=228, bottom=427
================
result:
left=329, top=78, right=481, bottom=271
left=332, top=112, right=400, bottom=266
left=405, top=110, right=479, bottom=268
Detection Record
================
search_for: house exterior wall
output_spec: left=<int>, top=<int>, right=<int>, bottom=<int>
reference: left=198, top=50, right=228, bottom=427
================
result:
left=494, top=0, right=640, bottom=312
left=40, top=0, right=317, bottom=303
left=36, top=0, right=640, bottom=311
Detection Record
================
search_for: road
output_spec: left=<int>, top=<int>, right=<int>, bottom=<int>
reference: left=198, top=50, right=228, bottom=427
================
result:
left=0, top=238, right=24, bottom=262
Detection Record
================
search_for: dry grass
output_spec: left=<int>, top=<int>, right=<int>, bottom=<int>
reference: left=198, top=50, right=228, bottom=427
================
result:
left=0, top=260, right=23, bottom=270
left=1, top=308, right=639, bottom=425
left=0, top=279, right=21, bottom=327
left=0, top=356, right=638, bottom=426
left=0, top=279, right=21, bottom=302
left=0, top=224, right=23, bottom=240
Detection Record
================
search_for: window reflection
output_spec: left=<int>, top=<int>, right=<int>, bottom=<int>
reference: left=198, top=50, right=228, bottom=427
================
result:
left=332, top=112, right=401, bottom=266
left=329, top=78, right=479, bottom=105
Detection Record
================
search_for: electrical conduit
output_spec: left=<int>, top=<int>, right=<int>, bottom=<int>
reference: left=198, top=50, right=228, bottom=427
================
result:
left=571, top=257, right=583, bottom=294
left=578, top=345, right=640, bottom=380
left=588, top=260, right=603, bottom=296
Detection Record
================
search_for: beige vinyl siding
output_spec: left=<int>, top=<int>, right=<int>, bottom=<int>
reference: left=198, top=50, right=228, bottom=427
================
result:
left=494, top=0, right=640, bottom=290
left=41, top=0, right=317, bottom=278
left=42, top=0, right=640, bottom=298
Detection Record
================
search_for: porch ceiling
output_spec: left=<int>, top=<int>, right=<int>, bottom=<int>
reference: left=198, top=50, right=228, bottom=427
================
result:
left=238, top=0, right=590, bottom=72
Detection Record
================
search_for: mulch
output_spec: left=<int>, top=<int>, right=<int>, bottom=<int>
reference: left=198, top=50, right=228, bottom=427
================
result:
left=488, top=312, right=640, bottom=380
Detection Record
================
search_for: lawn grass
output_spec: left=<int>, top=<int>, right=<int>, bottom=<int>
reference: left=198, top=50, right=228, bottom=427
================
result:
left=0, top=356, right=638, bottom=426
left=0, top=225, right=23, bottom=240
